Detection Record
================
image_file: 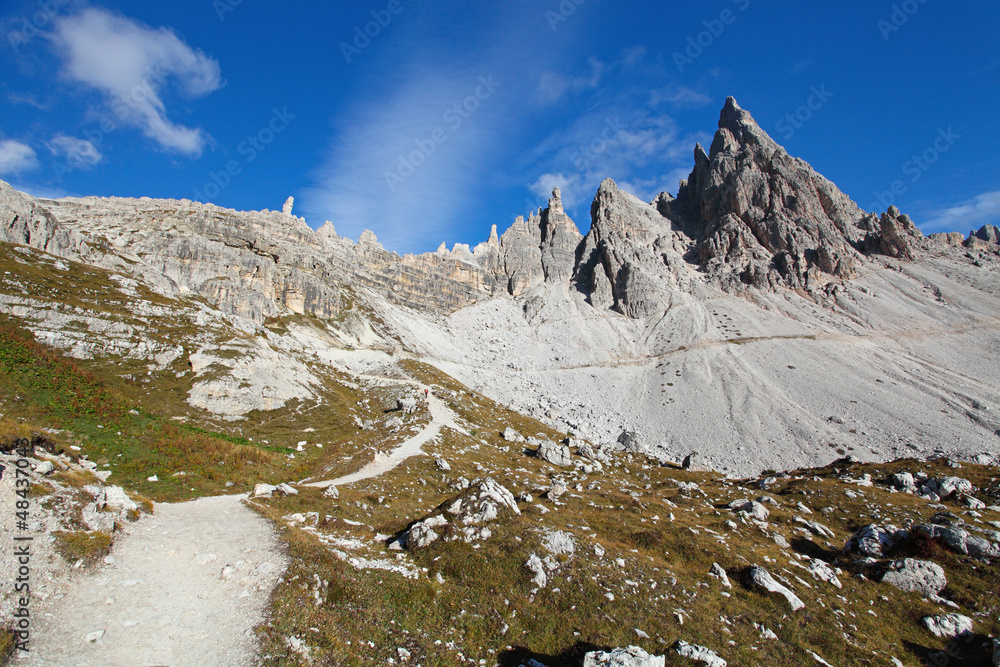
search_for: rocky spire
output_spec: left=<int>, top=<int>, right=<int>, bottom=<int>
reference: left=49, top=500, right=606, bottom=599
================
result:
left=282, top=197, right=294, bottom=216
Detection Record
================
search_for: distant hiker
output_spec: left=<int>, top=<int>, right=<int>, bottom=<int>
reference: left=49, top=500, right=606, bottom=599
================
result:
left=424, top=388, right=429, bottom=399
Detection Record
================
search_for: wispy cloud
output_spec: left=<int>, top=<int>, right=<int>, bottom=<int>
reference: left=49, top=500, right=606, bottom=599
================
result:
left=0, top=139, right=38, bottom=175
left=301, top=70, right=512, bottom=252
left=921, top=190, right=1000, bottom=234
left=48, top=7, right=222, bottom=156
left=47, top=133, right=102, bottom=168
left=535, top=57, right=606, bottom=106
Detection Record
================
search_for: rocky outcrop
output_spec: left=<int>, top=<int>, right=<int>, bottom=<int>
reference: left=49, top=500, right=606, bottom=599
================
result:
left=666, top=98, right=870, bottom=291
left=866, top=206, right=924, bottom=261
left=575, top=179, right=696, bottom=317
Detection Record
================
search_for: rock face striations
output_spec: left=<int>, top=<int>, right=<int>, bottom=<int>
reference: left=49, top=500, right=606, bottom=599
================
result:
left=1, top=97, right=996, bottom=327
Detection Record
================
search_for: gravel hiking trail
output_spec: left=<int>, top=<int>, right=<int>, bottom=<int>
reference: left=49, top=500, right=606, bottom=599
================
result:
left=21, top=494, right=285, bottom=667
left=303, top=386, right=468, bottom=490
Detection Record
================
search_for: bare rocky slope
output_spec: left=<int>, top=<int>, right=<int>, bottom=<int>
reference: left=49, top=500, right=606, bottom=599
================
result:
left=1, top=98, right=999, bottom=477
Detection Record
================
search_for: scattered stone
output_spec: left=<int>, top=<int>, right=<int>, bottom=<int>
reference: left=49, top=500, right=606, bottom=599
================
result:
left=748, top=566, right=804, bottom=611
left=408, top=515, right=447, bottom=549
left=82, top=503, right=115, bottom=533
left=922, top=614, right=973, bottom=639
left=322, top=485, right=339, bottom=499
left=584, top=646, right=666, bottom=667
left=795, top=517, right=835, bottom=539
left=672, top=640, right=726, bottom=667
left=435, top=458, right=452, bottom=471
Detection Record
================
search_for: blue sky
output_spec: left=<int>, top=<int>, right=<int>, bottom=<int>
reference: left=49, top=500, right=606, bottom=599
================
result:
left=1, top=0, right=998, bottom=254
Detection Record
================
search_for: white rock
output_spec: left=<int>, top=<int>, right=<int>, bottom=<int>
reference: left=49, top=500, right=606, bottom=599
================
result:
left=253, top=483, right=278, bottom=498
left=103, top=486, right=137, bottom=512
left=275, top=483, right=298, bottom=496
left=584, top=646, right=665, bottom=667
left=749, top=566, right=804, bottom=611
left=526, top=554, right=547, bottom=589
left=323, top=485, right=340, bottom=499
left=729, top=499, right=769, bottom=522
left=84, top=630, right=105, bottom=643
left=34, top=460, right=55, bottom=475
left=147, top=475, right=158, bottom=482
left=673, top=641, right=727, bottom=667
left=435, top=458, right=452, bottom=471
left=709, top=563, right=731, bottom=588
left=922, top=613, right=973, bottom=639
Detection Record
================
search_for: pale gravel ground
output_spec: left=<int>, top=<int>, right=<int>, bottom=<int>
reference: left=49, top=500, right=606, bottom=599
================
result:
left=18, top=495, right=286, bottom=667
left=379, top=255, right=1000, bottom=476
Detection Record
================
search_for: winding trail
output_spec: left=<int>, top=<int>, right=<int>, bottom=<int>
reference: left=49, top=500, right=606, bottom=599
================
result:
left=303, top=387, right=467, bottom=489
left=21, top=495, right=285, bottom=667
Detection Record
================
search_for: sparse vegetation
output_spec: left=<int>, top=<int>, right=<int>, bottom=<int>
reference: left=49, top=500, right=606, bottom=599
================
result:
left=53, top=531, right=113, bottom=564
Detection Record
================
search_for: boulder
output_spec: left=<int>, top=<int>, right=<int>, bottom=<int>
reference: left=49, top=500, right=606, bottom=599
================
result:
left=729, top=499, right=769, bottom=522
left=408, top=515, right=447, bottom=549
left=102, top=486, right=137, bottom=512
left=672, top=641, right=726, bottom=667
left=384, top=417, right=404, bottom=429
left=525, top=553, right=547, bottom=589
left=34, top=460, right=56, bottom=475
left=275, top=483, right=298, bottom=496
left=843, top=524, right=904, bottom=558
left=536, top=441, right=572, bottom=467
left=922, top=614, right=973, bottom=639
left=82, top=503, right=115, bottom=533
left=936, top=476, right=973, bottom=499
left=253, top=483, right=278, bottom=498
left=709, top=563, right=731, bottom=588
left=993, top=637, right=999, bottom=666
left=617, top=430, right=643, bottom=453
left=322, top=485, right=339, bottom=499
left=584, top=646, right=666, bottom=667
left=889, top=472, right=917, bottom=492
left=748, top=566, right=804, bottom=611
left=435, top=458, right=452, bottom=471
left=502, top=427, right=525, bottom=443
left=397, top=397, right=418, bottom=414
left=879, top=559, right=947, bottom=598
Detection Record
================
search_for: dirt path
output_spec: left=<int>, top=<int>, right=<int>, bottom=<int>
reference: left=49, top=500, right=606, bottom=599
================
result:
left=20, top=494, right=285, bottom=667
left=304, top=388, right=467, bottom=490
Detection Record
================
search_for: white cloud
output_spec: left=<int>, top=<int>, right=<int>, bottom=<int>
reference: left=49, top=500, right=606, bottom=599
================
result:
left=0, top=139, right=38, bottom=175
left=47, top=133, right=102, bottom=168
left=649, top=84, right=712, bottom=109
left=49, top=7, right=222, bottom=156
left=529, top=172, right=584, bottom=209
left=922, top=191, right=1000, bottom=234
